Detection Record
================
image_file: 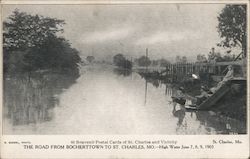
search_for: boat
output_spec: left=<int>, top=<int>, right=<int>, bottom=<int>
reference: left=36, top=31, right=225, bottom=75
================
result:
left=185, top=78, right=246, bottom=111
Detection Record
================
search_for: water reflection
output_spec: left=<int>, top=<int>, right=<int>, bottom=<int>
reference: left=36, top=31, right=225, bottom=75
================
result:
left=165, top=84, right=173, bottom=96
left=113, top=68, right=132, bottom=76
left=3, top=65, right=246, bottom=134
left=3, top=73, right=77, bottom=126
left=139, top=75, right=163, bottom=105
left=140, top=72, right=246, bottom=134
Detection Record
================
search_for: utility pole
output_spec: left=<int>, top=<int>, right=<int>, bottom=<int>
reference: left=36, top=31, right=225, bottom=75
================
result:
left=146, top=48, right=148, bottom=72
left=144, top=79, right=148, bottom=105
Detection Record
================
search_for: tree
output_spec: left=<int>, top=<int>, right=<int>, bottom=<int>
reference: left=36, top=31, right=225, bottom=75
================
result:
left=113, top=54, right=132, bottom=69
left=3, top=9, right=65, bottom=50
left=176, top=55, right=187, bottom=63
left=86, top=56, right=95, bottom=63
left=206, top=48, right=235, bottom=62
left=113, top=54, right=125, bottom=65
left=222, top=54, right=235, bottom=62
left=208, top=52, right=223, bottom=62
left=158, top=58, right=170, bottom=67
left=217, top=5, right=247, bottom=57
left=181, top=56, right=187, bottom=63
left=137, top=56, right=151, bottom=67
left=175, top=55, right=181, bottom=63
left=196, top=54, right=207, bottom=63
left=3, top=10, right=80, bottom=76
left=119, top=59, right=132, bottom=69
left=23, top=36, right=81, bottom=74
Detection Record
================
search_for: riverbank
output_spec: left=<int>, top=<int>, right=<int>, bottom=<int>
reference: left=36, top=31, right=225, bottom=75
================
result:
left=184, top=80, right=246, bottom=122
left=138, top=70, right=247, bottom=122
left=210, top=87, right=247, bottom=122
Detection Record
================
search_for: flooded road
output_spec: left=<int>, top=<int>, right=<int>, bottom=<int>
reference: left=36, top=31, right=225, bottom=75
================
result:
left=4, top=64, right=246, bottom=134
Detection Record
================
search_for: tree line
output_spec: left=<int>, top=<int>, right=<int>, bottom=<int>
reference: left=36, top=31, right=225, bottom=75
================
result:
left=112, top=53, right=173, bottom=68
left=113, top=5, right=247, bottom=67
left=5, top=4, right=245, bottom=74
left=3, top=9, right=81, bottom=76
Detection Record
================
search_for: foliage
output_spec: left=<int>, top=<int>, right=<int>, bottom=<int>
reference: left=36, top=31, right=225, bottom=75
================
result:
left=206, top=48, right=235, bottom=62
left=118, top=59, right=132, bottom=70
left=137, top=55, right=151, bottom=67
left=196, top=54, right=207, bottom=63
left=86, top=56, right=95, bottom=63
left=208, top=52, right=222, bottom=62
left=113, top=54, right=125, bottom=65
left=3, top=9, right=64, bottom=50
left=23, top=37, right=81, bottom=74
left=147, top=58, right=170, bottom=66
left=176, top=56, right=187, bottom=63
left=3, top=10, right=81, bottom=76
left=113, top=54, right=132, bottom=69
left=158, top=58, right=171, bottom=67
left=221, top=54, right=235, bottom=62
left=217, top=5, right=247, bottom=57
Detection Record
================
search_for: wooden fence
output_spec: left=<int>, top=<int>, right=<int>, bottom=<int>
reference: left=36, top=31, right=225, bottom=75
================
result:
left=163, top=60, right=244, bottom=82
left=133, top=60, right=245, bottom=82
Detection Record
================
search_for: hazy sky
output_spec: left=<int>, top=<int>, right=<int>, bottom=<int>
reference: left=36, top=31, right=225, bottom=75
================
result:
left=3, top=4, right=231, bottom=61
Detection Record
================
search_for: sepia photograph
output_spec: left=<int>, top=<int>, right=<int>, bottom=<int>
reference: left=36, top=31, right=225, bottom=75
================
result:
left=2, top=3, right=248, bottom=135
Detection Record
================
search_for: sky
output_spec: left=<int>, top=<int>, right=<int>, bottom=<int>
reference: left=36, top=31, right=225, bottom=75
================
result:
left=3, top=4, right=233, bottom=62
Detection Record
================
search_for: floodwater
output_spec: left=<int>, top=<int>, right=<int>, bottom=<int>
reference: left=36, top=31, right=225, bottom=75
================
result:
left=3, top=64, right=246, bottom=134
